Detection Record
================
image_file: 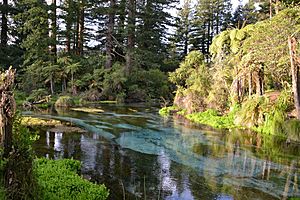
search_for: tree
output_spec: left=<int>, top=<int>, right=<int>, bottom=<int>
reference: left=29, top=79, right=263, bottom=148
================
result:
left=125, top=0, right=136, bottom=75
left=105, top=0, right=116, bottom=69
left=50, top=0, right=57, bottom=56
left=191, top=0, right=232, bottom=58
left=77, top=0, right=85, bottom=55
left=135, top=0, right=179, bottom=69
left=174, top=0, right=192, bottom=58
left=0, top=0, right=8, bottom=47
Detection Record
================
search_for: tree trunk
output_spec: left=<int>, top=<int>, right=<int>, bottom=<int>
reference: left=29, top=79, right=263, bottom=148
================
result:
left=77, top=0, right=84, bottom=56
left=50, top=76, right=54, bottom=95
left=62, top=77, right=67, bottom=93
left=256, top=65, right=264, bottom=96
left=0, top=0, right=8, bottom=47
left=248, top=71, right=253, bottom=97
left=71, top=73, right=77, bottom=95
left=50, top=0, right=57, bottom=56
left=275, top=0, right=279, bottom=14
left=115, top=0, right=126, bottom=62
left=288, top=37, right=300, bottom=120
left=65, top=0, right=71, bottom=53
left=105, top=0, right=116, bottom=69
left=269, top=0, right=272, bottom=19
left=0, top=68, right=16, bottom=158
left=125, top=0, right=136, bottom=76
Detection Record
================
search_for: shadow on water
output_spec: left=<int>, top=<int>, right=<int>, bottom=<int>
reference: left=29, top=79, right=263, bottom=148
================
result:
left=27, top=104, right=300, bottom=200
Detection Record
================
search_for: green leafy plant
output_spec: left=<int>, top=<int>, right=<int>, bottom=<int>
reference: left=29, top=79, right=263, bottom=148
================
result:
left=35, top=158, right=109, bottom=200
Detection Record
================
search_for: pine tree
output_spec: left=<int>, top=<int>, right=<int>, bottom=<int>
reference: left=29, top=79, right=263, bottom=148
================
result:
left=174, top=0, right=192, bottom=59
left=135, top=0, right=179, bottom=69
left=0, top=0, right=8, bottom=47
left=105, top=0, right=116, bottom=69
left=191, top=0, right=232, bottom=59
left=125, top=0, right=136, bottom=75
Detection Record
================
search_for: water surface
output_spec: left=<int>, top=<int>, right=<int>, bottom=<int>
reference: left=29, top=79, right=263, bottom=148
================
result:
left=28, top=104, right=300, bottom=200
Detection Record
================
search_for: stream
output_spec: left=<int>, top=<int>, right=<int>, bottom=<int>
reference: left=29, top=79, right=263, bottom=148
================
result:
left=25, top=104, right=300, bottom=200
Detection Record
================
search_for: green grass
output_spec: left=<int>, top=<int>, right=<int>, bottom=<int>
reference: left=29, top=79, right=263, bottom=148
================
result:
left=35, top=158, right=109, bottom=200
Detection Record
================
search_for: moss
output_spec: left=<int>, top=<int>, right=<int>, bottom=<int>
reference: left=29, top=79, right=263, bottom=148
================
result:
left=55, top=96, right=75, bottom=108
left=159, top=106, right=178, bottom=116
left=70, top=107, right=104, bottom=113
left=99, top=100, right=117, bottom=104
left=47, top=125, right=87, bottom=133
left=21, top=117, right=61, bottom=127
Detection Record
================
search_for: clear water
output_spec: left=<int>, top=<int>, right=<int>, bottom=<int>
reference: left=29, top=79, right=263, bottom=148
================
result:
left=27, top=104, right=300, bottom=200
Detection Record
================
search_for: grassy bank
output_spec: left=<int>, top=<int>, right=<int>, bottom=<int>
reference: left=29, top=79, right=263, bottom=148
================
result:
left=159, top=104, right=300, bottom=142
left=160, top=106, right=239, bottom=129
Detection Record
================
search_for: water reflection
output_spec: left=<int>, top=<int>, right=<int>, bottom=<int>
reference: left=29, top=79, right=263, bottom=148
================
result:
left=30, top=104, right=300, bottom=200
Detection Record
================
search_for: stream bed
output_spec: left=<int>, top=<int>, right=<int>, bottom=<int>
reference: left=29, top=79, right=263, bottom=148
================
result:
left=25, top=104, right=300, bottom=200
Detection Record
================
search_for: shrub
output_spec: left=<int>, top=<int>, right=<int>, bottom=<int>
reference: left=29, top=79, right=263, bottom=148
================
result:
left=26, top=88, right=49, bottom=102
left=55, top=96, right=75, bottom=107
left=35, top=158, right=109, bottom=200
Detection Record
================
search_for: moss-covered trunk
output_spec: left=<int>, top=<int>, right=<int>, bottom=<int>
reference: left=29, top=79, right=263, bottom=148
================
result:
left=0, top=68, right=16, bottom=157
left=288, top=36, right=300, bottom=120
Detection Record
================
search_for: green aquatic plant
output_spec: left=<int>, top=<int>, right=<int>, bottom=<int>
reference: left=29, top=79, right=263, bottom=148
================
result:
left=35, top=158, right=109, bottom=200
left=186, top=109, right=236, bottom=129
left=159, top=106, right=178, bottom=116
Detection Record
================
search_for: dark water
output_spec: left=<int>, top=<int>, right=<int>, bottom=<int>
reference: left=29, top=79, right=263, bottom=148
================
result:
left=27, top=104, right=300, bottom=200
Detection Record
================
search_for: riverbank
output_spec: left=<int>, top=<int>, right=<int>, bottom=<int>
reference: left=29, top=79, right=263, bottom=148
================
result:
left=159, top=102, right=300, bottom=142
left=0, top=112, right=110, bottom=199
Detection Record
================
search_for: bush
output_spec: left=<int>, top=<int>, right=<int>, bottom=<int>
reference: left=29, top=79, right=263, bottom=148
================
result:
left=126, top=68, right=170, bottom=101
left=55, top=96, right=75, bottom=107
left=26, top=88, right=49, bottom=103
left=35, top=158, right=109, bottom=200
left=80, top=89, right=102, bottom=102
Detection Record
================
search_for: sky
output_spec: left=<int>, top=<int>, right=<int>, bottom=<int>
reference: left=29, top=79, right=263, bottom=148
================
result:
left=175, top=0, right=247, bottom=14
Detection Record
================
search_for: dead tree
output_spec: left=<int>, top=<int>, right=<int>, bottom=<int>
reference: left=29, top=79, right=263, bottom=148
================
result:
left=0, top=68, right=16, bottom=157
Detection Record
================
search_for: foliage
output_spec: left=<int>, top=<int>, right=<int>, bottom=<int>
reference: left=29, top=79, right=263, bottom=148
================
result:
left=126, top=68, right=170, bottom=102
left=169, top=51, right=205, bottom=87
left=1, top=113, right=40, bottom=199
left=169, top=51, right=211, bottom=112
left=26, top=88, right=49, bottom=102
left=55, top=96, right=75, bottom=107
left=235, top=96, right=267, bottom=128
left=34, top=158, right=109, bottom=200
left=259, top=89, right=294, bottom=135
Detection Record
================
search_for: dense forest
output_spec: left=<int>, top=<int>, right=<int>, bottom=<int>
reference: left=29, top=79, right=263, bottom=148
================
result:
left=0, top=0, right=276, bottom=102
left=1, top=0, right=300, bottom=199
